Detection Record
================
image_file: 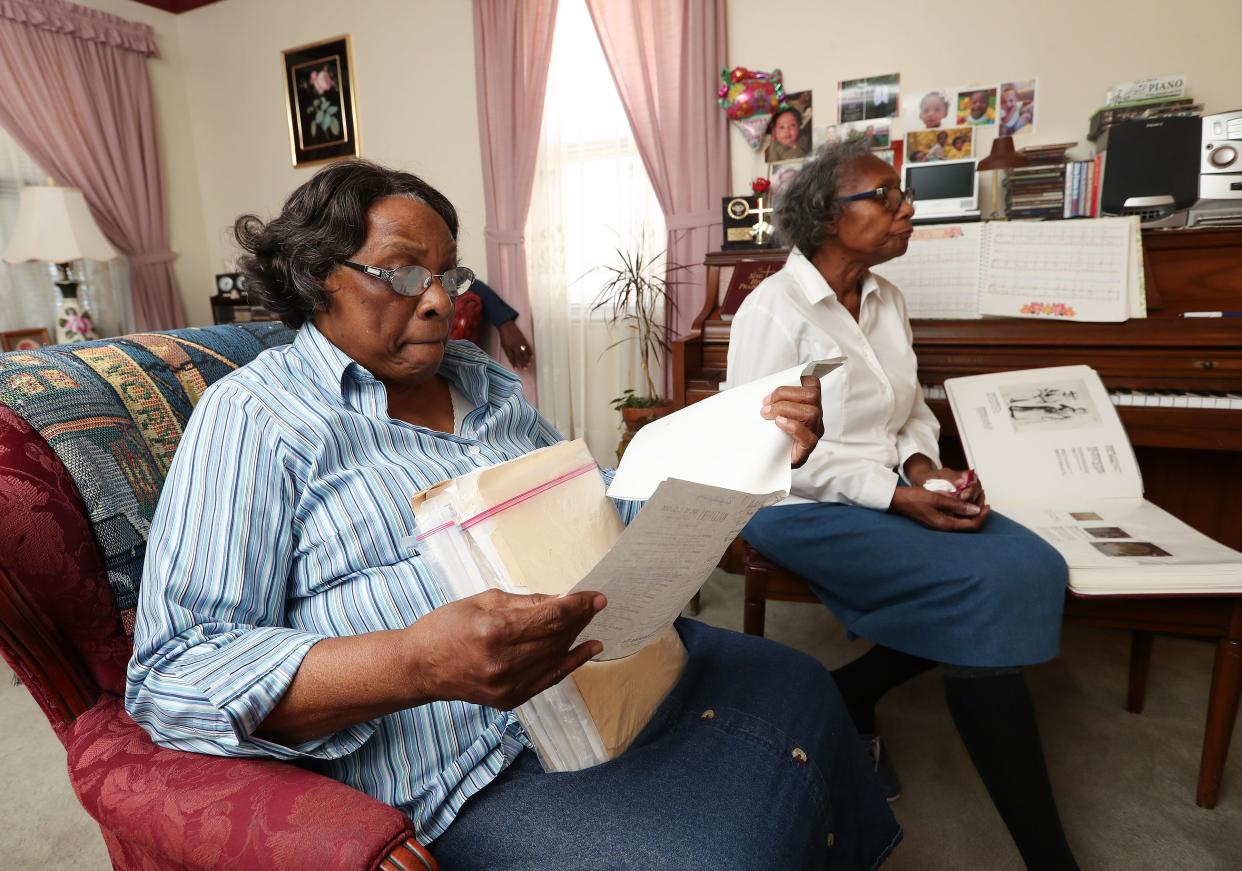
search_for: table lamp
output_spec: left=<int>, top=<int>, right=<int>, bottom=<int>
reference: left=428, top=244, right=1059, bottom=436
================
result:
left=978, top=136, right=1029, bottom=220
left=2, top=186, right=118, bottom=343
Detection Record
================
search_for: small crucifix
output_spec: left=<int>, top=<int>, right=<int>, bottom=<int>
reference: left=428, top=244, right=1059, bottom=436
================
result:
left=748, top=196, right=774, bottom=245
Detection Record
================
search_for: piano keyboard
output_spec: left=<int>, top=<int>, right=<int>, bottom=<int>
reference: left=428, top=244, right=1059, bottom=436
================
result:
left=920, top=384, right=1242, bottom=410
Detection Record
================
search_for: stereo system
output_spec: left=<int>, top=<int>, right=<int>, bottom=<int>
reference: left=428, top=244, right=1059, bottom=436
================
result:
left=1189, top=110, right=1242, bottom=228
left=1097, top=112, right=1242, bottom=229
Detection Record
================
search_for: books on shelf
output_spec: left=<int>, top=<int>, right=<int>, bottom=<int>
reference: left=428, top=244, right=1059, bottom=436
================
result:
left=871, top=216, right=1144, bottom=321
left=1088, top=97, right=1201, bottom=142
left=944, top=366, right=1242, bottom=596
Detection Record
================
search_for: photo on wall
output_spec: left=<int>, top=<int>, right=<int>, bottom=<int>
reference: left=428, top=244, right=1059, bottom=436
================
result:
left=840, top=119, right=891, bottom=150
left=905, top=126, right=974, bottom=163
left=768, top=158, right=807, bottom=201
left=910, top=89, right=953, bottom=129
left=998, top=79, right=1038, bottom=136
left=838, top=73, right=900, bottom=124
left=282, top=35, right=360, bottom=167
left=764, top=90, right=813, bottom=163
left=955, top=87, right=997, bottom=127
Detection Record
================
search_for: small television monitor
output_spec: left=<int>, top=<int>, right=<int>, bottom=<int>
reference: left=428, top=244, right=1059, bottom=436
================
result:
left=904, top=158, right=980, bottom=222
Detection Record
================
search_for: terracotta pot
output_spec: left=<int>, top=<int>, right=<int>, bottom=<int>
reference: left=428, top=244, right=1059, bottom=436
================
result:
left=616, top=401, right=675, bottom=462
left=619, top=401, right=675, bottom=432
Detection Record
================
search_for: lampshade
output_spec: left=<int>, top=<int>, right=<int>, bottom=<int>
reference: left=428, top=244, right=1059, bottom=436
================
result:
left=2, top=186, right=118, bottom=264
left=978, top=136, right=1030, bottom=172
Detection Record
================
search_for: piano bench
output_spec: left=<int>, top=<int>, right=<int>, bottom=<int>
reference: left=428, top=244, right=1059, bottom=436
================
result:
left=739, top=540, right=1241, bottom=809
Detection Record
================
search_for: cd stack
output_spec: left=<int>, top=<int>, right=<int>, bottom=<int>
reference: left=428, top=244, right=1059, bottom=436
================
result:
left=1004, top=142, right=1073, bottom=220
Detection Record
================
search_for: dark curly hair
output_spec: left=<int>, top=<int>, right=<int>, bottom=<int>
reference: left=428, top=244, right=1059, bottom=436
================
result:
left=234, top=159, right=458, bottom=328
left=774, top=139, right=872, bottom=257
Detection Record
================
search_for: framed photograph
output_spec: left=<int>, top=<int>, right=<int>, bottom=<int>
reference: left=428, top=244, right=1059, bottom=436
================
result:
left=1, top=327, right=52, bottom=352
left=282, top=35, right=360, bottom=168
left=764, top=90, right=813, bottom=163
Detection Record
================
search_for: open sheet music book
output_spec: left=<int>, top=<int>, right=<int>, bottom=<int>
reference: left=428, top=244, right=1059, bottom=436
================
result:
left=873, top=216, right=1145, bottom=322
left=945, top=365, right=1242, bottom=596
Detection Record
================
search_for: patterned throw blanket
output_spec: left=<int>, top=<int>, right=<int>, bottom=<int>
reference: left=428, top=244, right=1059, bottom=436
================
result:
left=0, top=323, right=294, bottom=633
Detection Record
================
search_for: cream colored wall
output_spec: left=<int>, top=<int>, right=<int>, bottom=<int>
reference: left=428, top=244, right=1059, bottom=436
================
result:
left=170, top=0, right=486, bottom=325
left=69, top=0, right=213, bottom=326
left=726, top=0, right=1242, bottom=194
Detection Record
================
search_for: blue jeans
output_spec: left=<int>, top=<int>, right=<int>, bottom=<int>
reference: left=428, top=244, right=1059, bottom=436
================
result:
left=429, top=619, right=901, bottom=870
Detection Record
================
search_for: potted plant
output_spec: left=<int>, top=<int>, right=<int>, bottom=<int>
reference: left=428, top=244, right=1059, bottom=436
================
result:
left=591, top=244, right=682, bottom=449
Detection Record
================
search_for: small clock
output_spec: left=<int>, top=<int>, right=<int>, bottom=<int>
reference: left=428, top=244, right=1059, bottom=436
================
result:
left=215, top=273, right=236, bottom=294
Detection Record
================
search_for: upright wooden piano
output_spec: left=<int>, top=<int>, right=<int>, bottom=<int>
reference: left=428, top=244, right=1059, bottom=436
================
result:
left=673, top=228, right=1242, bottom=549
left=672, top=227, right=1242, bottom=807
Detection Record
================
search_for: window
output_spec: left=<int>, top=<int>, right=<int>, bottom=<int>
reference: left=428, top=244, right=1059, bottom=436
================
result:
left=525, top=0, right=667, bottom=462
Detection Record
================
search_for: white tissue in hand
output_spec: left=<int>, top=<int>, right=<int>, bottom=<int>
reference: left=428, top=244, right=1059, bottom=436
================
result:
left=922, top=478, right=955, bottom=493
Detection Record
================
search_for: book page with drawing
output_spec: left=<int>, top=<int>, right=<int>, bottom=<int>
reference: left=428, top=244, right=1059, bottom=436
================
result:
left=945, top=365, right=1142, bottom=504
left=945, top=365, right=1242, bottom=594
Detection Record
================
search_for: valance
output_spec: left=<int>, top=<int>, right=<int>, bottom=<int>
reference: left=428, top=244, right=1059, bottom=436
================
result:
left=0, top=0, right=158, bottom=56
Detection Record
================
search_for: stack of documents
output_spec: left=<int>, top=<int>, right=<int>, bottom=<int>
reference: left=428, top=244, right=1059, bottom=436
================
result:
left=412, top=360, right=840, bottom=770
left=945, top=365, right=1242, bottom=595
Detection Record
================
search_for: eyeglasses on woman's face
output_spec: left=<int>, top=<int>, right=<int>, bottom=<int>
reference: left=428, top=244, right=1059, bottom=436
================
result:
left=339, top=260, right=475, bottom=300
left=836, top=185, right=916, bottom=213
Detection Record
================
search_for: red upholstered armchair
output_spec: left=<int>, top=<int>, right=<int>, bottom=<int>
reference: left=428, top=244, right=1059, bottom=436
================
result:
left=0, top=339, right=438, bottom=869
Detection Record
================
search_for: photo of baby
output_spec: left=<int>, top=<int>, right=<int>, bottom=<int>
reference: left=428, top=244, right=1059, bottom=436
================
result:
left=999, top=80, right=1037, bottom=136
left=768, top=158, right=806, bottom=200
left=905, top=127, right=973, bottom=163
left=957, top=88, right=997, bottom=126
left=917, top=90, right=951, bottom=129
left=764, top=90, right=813, bottom=163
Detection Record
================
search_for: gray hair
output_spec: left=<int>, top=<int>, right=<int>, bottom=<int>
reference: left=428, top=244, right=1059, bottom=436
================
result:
left=774, top=139, right=872, bottom=257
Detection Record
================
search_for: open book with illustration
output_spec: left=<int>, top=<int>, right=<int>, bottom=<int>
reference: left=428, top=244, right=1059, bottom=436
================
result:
left=945, top=365, right=1242, bottom=596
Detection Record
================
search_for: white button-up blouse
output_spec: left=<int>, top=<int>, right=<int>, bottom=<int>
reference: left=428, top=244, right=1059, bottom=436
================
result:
left=726, top=247, right=941, bottom=511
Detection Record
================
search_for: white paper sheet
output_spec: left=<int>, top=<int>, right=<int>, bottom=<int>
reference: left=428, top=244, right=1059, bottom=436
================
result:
left=569, top=479, right=782, bottom=660
left=977, top=217, right=1140, bottom=322
left=871, top=223, right=984, bottom=319
left=605, top=359, right=844, bottom=501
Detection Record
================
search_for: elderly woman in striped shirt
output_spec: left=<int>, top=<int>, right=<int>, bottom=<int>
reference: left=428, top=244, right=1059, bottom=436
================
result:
left=125, top=160, right=900, bottom=870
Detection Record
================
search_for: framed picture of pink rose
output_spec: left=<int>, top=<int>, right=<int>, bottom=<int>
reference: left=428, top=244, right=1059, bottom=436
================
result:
left=282, top=35, right=360, bottom=168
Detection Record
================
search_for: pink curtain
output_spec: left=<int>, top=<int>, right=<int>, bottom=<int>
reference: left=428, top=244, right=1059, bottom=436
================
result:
left=472, top=0, right=559, bottom=403
left=0, top=0, right=185, bottom=331
left=585, top=0, right=728, bottom=341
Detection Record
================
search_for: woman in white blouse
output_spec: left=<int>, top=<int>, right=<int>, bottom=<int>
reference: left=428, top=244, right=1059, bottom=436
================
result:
left=731, top=140, right=1078, bottom=871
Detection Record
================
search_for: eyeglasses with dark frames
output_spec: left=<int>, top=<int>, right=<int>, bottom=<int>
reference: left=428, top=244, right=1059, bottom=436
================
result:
left=339, top=260, right=475, bottom=300
left=835, top=185, right=916, bottom=213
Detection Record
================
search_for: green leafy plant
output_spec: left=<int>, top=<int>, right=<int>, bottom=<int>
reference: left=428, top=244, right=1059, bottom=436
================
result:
left=591, top=244, right=684, bottom=406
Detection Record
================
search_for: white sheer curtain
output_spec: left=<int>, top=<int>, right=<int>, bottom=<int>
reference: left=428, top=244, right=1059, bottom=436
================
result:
left=0, top=124, right=132, bottom=340
left=526, top=0, right=666, bottom=465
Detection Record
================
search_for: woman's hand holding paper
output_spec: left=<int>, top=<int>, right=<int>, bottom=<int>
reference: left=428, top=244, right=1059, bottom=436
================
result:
left=761, top=374, right=825, bottom=469
left=408, top=589, right=607, bottom=711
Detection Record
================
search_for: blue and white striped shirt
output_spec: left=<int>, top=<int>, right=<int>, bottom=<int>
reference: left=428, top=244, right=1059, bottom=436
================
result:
left=125, top=323, right=639, bottom=843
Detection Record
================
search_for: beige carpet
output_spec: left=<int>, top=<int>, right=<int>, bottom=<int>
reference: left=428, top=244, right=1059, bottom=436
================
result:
left=2, top=569, right=1239, bottom=869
